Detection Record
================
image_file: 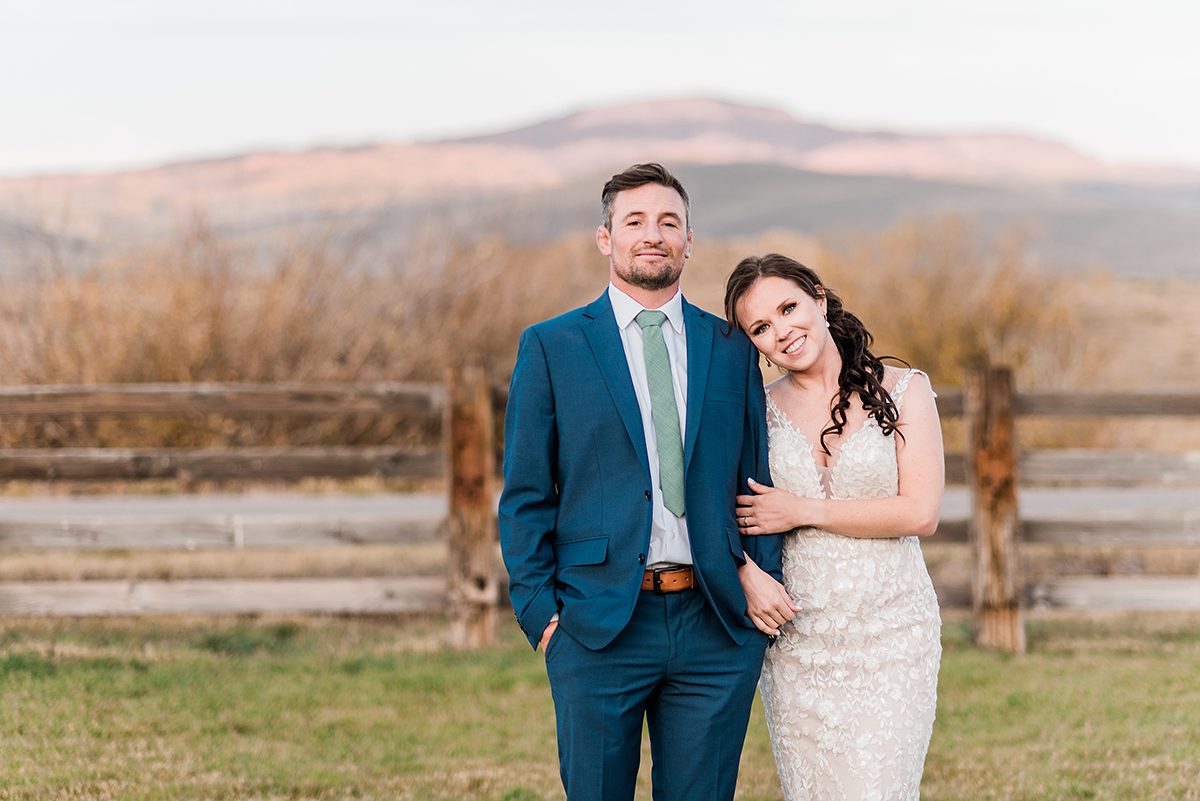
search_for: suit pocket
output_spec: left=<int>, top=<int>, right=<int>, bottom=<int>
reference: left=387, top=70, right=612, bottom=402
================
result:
left=556, top=535, right=608, bottom=566
left=726, top=527, right=746, bottom=564
left=706, top=388, right=743, bottom=406
left=544, top=624, right=565, bottom=661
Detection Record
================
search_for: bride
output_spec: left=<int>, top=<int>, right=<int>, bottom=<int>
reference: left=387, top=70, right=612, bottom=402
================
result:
left=725, top=254, right=943, bottom=800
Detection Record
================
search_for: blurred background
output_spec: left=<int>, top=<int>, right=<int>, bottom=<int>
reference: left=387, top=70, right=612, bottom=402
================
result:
left=2, top=3, right=1199, bottom=799
left=3, top=1, right=1199, bottom=422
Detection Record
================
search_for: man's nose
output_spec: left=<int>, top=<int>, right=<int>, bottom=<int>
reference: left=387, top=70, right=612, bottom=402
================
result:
left=642, top=224, right=664, bottom=243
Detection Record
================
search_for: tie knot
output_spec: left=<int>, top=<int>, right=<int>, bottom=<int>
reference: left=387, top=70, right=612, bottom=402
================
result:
left=636, top=310, right=668, bottom=331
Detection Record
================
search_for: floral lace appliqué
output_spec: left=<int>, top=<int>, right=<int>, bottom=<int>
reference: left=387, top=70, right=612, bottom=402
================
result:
left=760, top=368, right=942, bottom=801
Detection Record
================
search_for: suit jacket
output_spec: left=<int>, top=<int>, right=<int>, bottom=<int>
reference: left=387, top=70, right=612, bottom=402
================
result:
left=499, top=291, right=783, bottom=650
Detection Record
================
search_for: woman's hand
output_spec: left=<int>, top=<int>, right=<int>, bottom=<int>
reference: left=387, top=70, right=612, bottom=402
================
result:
left=736, top=478, right=810, bottom=535
left=737, top=555, right=801, bottom=635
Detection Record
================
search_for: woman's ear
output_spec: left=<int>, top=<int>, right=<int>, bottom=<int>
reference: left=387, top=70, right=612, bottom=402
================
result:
left=814, top=286, right=827, bottom=316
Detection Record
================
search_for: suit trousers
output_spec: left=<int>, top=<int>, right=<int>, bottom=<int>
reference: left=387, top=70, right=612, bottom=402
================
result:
left=545, top=588, right=768, bottom=801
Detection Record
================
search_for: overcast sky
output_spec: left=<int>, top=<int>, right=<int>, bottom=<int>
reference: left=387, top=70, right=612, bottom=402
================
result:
left=1, top=0, right=1195, bottom=175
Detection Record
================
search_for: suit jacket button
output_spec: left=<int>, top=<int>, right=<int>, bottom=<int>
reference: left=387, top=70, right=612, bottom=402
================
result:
left=644, top=490, right=652, bottom=501
left=638, top=554, right=646, bottom=564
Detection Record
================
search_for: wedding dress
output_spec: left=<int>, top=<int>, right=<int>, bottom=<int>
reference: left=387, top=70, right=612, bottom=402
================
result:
left=758, top=368, right=941, bottom=801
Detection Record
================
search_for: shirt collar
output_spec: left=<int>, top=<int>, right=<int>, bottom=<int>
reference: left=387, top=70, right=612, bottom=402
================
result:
left=607, top=283, right=685, bottom=334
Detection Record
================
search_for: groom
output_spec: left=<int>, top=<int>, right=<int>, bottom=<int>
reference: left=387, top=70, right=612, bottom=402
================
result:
left=499, top=163, right=784, bottom=801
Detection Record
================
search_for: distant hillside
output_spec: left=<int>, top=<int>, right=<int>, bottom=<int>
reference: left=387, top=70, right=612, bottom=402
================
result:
left=0, top=96, right=1198, bottom=277
left=452, top=97, right=1198, bottom=186
left=372, top=163, right=1200, bottom=276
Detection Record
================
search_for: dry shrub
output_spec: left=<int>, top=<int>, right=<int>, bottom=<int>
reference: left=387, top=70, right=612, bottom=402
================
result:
left=0, top=220, right=604, bottom=448
left=0, top=221, right=381, bottom=385
left=0, top=214, right=1106, bottom=452
left=389, top=233, right=605, bottom=381
left=811, top=217, right=1088, bottom=390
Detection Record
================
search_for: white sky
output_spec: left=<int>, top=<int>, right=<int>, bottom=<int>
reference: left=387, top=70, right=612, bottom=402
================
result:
left=1, top=0, right=1196, bottom=175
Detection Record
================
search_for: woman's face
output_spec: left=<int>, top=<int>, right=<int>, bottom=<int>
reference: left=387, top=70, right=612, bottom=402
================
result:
left=735, top=275, right=830, bottom=373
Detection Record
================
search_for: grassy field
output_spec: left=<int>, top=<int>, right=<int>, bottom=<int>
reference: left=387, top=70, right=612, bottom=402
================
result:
left=1, top=612, right=1199, bottom=801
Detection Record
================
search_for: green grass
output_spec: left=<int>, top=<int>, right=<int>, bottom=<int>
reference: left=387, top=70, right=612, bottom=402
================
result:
left=0, top=613, right=1198, bottom=800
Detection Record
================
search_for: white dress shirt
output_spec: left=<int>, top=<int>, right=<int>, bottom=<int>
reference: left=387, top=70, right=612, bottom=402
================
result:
left=607, top=283, right=692, bottom=567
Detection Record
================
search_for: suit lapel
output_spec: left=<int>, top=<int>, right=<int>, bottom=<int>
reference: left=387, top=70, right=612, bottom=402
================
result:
left=581, top=292, right=651, bottom=479
left=682, top=300, right=713, bottom=471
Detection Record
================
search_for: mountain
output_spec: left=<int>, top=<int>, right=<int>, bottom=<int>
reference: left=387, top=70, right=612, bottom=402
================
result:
left=454, top=97, right=1143, bottom=185
left=1, top=97, right=1198, bottom=277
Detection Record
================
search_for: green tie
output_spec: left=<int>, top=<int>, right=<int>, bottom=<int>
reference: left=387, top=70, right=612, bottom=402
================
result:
left=635, top=310, right=686, bottom=517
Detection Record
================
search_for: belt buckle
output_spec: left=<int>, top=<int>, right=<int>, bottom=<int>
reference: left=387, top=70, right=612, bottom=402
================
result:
left=652, top=568, right=667, bottom=593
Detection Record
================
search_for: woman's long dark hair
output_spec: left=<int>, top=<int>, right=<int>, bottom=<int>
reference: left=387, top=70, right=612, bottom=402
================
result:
left=724, top=253, right=905, bottom=455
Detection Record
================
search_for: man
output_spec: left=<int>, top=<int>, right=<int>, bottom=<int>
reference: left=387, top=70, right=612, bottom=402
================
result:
left=499, top=163, right=792, bottom=801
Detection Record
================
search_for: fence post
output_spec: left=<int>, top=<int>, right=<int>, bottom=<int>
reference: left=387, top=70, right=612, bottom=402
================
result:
left=965, top=364, right=1026, bottom=653
left=445, top=364, right=499, bottom=649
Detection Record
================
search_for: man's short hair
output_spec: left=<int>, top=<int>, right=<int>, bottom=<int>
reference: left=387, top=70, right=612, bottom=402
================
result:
left=600, top=163, right=690, bottom=231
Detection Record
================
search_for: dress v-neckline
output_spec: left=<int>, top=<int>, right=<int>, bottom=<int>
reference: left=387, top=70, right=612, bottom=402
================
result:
left=765, top=389, right=879, bottom=475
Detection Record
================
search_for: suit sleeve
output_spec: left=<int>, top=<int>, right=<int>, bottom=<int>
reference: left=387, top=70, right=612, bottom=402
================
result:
left=738, top=341, right=784, bottom=580
left=498, top=327, right=562, bottom=649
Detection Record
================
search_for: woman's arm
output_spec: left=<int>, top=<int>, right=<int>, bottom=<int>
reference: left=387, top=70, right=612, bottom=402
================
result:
left=737, top=373, right=944, bottom=539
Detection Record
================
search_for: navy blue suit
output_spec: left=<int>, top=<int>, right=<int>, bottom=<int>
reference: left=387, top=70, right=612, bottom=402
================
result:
left=499, top=291, right=782, bottom=801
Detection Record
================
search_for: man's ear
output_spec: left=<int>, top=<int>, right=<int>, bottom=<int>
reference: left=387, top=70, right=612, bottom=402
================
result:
left=596, top=225, right=612, bottom=257
left=684, top=229, right=693, bottom=259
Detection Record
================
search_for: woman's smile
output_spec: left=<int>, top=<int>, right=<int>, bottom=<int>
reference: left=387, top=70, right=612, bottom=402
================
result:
left=782, top=334, right=807, bottom=355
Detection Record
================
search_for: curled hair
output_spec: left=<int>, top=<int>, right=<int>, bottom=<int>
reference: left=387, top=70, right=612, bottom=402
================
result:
left=600, top=163, right=690, bottom=231
left=724, top=253, right=906, bottom=455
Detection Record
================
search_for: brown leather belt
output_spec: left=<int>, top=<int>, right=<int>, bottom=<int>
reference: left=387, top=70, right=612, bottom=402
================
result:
left=641, top=566, right=695, bottom=593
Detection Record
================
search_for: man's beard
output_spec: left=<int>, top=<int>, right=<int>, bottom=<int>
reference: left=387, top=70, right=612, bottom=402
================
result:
left=615, top=258, right=684, bottom=291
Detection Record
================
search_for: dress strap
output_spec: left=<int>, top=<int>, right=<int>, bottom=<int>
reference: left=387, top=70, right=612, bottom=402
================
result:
left=892, top=368, right=935, bottom=414
left=764, top=388, right=789, bottom=430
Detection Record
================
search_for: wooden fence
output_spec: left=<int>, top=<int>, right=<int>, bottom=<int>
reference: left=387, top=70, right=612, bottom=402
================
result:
left=1, top=367, right=1198, bottom=651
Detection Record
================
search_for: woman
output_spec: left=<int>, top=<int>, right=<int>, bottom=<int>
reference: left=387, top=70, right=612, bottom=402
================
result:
left=725, top=254, right=943, bottom=801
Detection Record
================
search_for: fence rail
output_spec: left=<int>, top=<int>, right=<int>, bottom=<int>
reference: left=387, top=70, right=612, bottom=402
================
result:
left=0, top=382, right=445, bottom=418
left=0, top=373, right=1198, bottom=650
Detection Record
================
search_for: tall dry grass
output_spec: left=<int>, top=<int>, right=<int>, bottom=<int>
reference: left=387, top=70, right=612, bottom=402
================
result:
left=0, top=220, right=601, bottom=448
left=0, top=216, right=1097, bottom=451
left=683, top=217, right=1089, bottom=390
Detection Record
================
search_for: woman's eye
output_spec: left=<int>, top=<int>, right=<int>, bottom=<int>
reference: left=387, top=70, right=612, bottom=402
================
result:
left=782, top=303, right=796, bottom=315
left=752, top=324, right=768, bottom=336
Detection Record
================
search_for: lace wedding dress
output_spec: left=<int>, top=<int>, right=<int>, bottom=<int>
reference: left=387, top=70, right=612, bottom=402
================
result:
left=758, top=369, right=941, bottom=801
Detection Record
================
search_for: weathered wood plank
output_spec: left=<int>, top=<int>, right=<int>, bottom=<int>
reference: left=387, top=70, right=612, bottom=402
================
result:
left=3, top=511, right=1192, bottom=551
left=933, top=577, right=1200, bottom=611
left=0, top=446, right=443, bottom=481
left=1027, top=577, right=1200, bottom=611
left=7, top=448, right=1189, bottom=487
left=1016, top=392, right=1200, bottom=417
left=930, top=515, right=1200, bottom=546
left=0, top=576, right=445, bottom=615
left=1018, top=450, right=1200, bottom=487
left=933, top=391, right=1200, bottom=418
left=967, top=365, right=1026, bottom=652
left=1023, top=515, right=1200, bottom=546
left=934, top=392, right=964, bottom=417
left=3, top=574, right=1197, bottom=616
left=0, top=517, right=442, bottom=550
left=0, top=382, right=444, bottom=419
left=445, top=365, right=499, bottom=649
left=944, top=454, right=967, bottom=485
left=946, top=451, right=1200, bottom=488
